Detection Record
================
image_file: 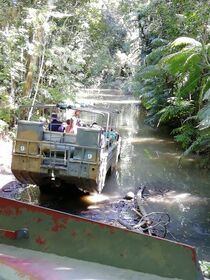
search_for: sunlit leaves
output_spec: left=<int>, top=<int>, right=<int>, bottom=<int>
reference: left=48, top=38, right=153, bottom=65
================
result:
left=158, top=99, right=194, bottom=123
left=123, top=0, right=210, bottom=158
left=171, top=37, right=202, bottom=49
left=171, top=123, right=197, bottom=149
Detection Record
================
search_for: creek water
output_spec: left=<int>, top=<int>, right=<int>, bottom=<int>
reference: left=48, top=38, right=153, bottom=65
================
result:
left=18, top=89, right=210, bottom=263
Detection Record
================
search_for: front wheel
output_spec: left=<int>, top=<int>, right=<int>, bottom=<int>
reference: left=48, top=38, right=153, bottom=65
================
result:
left=38, top=182, right=53, bottom=194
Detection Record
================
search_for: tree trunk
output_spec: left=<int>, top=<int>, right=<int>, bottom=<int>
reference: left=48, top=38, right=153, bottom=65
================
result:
left=23, top=24, right=44, bottom=97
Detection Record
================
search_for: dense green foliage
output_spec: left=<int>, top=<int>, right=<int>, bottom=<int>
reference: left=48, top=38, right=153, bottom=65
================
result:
left=122, top=0, right=210, bottom=160
left=0, top=0, right=128, bottom=127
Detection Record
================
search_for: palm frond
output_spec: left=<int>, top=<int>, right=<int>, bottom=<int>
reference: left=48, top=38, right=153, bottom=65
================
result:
left=197, top=101, right=210, bottom=130
left=183, top=53, right=201, bottom=71
left=159, top=49, right=194, bottom=75
left=160, top=46, right=202, bottom=98
left=171, top=37, right=202, bottom=49
left=145, top=46, right=168, bottom=65
left=137, top=65, right=161, bottom=79
left=182, top=133, right=210, bottom=157
left=177, top=66, right=202, bottom=98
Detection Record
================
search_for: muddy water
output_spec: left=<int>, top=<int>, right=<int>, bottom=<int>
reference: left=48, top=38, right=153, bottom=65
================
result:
left=119, top=109, right=210, bottom=262
left=19, top=90, right=210, bottom=262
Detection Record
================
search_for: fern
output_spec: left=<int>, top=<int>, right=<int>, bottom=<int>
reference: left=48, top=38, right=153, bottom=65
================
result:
left=132, top=36, right=210, bottom=159
left=158, top=99, right=194, bottom=124
left=182, top=133, right=210, bottom=156
left=171, top=124, right=197, bottom=149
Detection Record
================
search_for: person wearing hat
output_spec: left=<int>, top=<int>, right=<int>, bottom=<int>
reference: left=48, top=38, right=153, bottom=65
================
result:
left=48, top=113, right=64, bottom=132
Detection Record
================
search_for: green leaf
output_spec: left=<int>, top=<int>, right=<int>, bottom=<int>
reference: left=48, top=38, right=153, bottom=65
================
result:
left=160, top=49, right=194, bottom=75
left=177, top=67, right=202, bottom=98
left=137, top=65, right=161, bottom=79
left=145, top=46, right=168, bottom=65
left=171, top=124, right=196, bottom=149
left=182, top=133, right=210, bottom=156
left=150, top=38, right=168, bottom=48
left=183, top=53, right=201, bottom=71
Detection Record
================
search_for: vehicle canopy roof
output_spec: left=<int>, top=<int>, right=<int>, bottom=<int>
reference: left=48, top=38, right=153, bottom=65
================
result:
left=18, top=103, right=120, bottom=131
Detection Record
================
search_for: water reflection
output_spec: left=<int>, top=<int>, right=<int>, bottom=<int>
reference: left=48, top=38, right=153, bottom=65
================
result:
left=147, top=191, right=210, bottom=205
left=130, top=137, right=173, bottom=144
left=19, top=89, right=210, bottom=262
left=80, top=90, right=210, bottom=262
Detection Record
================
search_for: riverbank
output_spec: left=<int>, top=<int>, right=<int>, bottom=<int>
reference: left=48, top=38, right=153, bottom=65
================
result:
left=0, top=138, right=17, bottom=189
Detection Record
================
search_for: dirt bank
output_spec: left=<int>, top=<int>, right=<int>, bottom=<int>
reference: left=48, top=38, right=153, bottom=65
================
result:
left=0, top=139, right=17, bottom=189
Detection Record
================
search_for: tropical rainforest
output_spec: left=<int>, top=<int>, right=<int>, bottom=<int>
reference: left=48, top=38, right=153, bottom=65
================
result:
left=0, top=0, right=210, bottom=163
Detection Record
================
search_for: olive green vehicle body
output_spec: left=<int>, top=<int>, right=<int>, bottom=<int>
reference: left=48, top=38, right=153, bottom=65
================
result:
left=11, top=105, right=121, bottom=193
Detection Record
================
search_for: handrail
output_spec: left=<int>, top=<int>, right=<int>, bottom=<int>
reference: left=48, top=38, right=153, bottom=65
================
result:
left=13, top=138, right=103, bottom=151
left=13, top=138, right=103, bottom=166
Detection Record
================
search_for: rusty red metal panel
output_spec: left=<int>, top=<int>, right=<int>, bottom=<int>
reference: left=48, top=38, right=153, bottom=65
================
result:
left=0, top=229, right=17, bottom=240
left=0, top=197, right=203, bottom=280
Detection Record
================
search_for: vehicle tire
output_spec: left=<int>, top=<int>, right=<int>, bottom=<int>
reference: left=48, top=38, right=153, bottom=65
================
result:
left=39, top=183, right=51, bottom=194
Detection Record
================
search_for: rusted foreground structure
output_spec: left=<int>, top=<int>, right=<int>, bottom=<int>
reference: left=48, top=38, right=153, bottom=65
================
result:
left=0, top=197, right=203, bottom=279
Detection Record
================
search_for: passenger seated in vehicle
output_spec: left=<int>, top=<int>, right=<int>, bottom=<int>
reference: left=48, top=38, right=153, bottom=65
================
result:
left=104, top=128, right=119, bottom=141
left=91, top=122, right=102, bottom=129
left=39, top=116, right=48, bottom=130
left=72, top=110, right=81, bottom=126
left=65, top=118, right=74, bottom=133
left=48, top=113, right=64, bottom=132
left=110, top=128, right=119, bottom=141
left=72, top=110, right=83, bottom=133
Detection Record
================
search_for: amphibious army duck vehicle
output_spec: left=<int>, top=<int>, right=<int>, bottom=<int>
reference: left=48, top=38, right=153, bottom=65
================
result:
left=11, top=103, right=121, bottom=193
